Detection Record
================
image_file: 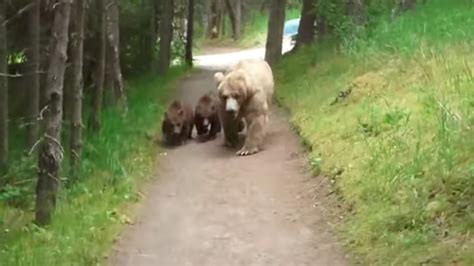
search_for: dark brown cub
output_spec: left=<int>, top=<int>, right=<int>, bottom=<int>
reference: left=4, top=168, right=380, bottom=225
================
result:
left=161, top=100, right=194, bottom=146
left=194, top=93, right=222, bottom=141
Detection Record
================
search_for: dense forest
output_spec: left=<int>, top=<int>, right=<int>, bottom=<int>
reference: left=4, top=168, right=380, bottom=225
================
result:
left=1, top=0, right=474, bottom=265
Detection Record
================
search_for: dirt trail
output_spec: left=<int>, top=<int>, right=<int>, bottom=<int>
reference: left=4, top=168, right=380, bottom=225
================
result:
left=109, top=59, right=348, bottom=266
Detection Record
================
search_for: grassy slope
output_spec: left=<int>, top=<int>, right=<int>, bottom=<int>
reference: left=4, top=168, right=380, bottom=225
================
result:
left=0, top=67, right=188, bottom=266
left=275, top=1, right=474, bottom=264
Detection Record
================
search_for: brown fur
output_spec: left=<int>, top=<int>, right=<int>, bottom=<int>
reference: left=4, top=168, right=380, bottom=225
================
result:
left=161, top=100, right=194, bottom=146
left=215, top=59, right=274, bottom=156
left=194, top=93, right=222, bottom=141
left=218, top=103, right=246, bottom=148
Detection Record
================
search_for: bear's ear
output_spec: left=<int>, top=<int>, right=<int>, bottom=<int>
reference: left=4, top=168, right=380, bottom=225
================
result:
left=164, top=111, right=168, bottom=118
left=178, top=109, right=184, bottom=116
left=214, top=72, right=225, bottom=84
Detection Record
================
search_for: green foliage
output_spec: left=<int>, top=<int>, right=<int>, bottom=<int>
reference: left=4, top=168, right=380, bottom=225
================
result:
left=347, top=0, right=474, bottom=55
left=196, top=7, right=301, bottom=50
left=119, top=0, right=188, bottom=75
left=275, top=0, right=474, bottom=264
left=119, top=0, right=156, bottom=75
left=0, top=67, right=188, bottom=266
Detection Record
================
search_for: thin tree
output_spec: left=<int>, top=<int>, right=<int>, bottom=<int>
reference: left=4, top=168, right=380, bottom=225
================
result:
left=293, top=0, right=315, bottom=50
left=26, top=0, right=41, bottom=149
left=185, top=0, right=194, bottom=66
left=347, top=0, right=366, bottom=26
left=150, top=0, right=158, bottom=72
left=36, top=0, right=72, bottom=226
left=90, top=0, right=106, bottom=133
left=234, top=0, right=241, bottom=40
left=70, top=0, right=85, bottom=179
left=105, top=0, right=127, bottom=113
left=224, top=0, right=240, bottom=40
left=206, top=0, right=222, bottom=39
left=264, top=0, right=286, bottom=65
left=0, top=0, right=7, bottom=171
left=157, top=0, right=174, bottom=74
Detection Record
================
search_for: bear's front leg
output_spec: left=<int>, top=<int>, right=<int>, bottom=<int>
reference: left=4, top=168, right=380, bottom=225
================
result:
left=219, top=109, right=240, bottom=148
left=208, top=114, right=222, bottom=139
left=223, top=123, right=239, bottom=147
left=236, top=114, right=266, bottom=156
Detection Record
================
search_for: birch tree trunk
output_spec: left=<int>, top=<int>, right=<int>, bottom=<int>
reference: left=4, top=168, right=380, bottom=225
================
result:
left=36, top=0, right=72, bottom=226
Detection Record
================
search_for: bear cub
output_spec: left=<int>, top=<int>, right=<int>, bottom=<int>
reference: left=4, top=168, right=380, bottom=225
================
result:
left=194, top=93, right=222, bottom=141
left=161, top=100, right=194, bottom=146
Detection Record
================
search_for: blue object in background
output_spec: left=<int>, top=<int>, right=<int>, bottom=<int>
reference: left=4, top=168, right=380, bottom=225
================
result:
left=283, top=18, right=300, bottom=39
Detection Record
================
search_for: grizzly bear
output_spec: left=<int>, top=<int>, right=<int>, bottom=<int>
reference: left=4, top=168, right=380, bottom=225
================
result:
left=194, top=92, right=222, bottom=141
left=214, top=59, right=274, bottom=156
left=218, top=105, right=246, bottom=148
left=161, top=100, right=194, bottom=146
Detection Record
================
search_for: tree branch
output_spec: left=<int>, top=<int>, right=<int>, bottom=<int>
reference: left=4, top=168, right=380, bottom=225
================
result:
left=2, top=2, right=36, bottom=27
left=0, top=71, right=46, bottom=78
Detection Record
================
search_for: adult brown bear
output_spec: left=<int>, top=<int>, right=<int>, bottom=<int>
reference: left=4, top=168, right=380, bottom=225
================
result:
left=214, top=59, right=274, bottom=156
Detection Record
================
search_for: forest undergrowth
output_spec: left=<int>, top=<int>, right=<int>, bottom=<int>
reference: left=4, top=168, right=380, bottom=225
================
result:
left=0, top=67, right=188, bottom=266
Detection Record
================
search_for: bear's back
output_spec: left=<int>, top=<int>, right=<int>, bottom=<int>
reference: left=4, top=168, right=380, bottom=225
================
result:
left=234, top=59, right=274, bottom=104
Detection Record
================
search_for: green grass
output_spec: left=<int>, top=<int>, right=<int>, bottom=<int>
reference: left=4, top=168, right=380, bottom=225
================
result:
left=0, top=67, right=188, bottom=266
left=275, top=0, right=474, bottom=264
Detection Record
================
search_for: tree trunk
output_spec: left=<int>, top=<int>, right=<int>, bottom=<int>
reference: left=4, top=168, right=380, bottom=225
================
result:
left=294, top=0, right=316, bottom=50
left=264, top=0, right=286, bottom=66
left=90, top=0, right=106, bottom=133
left=224, top=0, right=237, bottom=40
left=234, top=0, right=241, bottom=40
left=0, top=0, right=7, bottom=171
left=207, top=0, right=222, bottom=39
left=221, top=4, right=226, bottom=37
left=150, top=0, right=158, bottom=72
left=316, top=18, right=327, bottom=36
left=157, top=0, right=174, bottom=74
left=70, top=0, right=85, bottom=180
left=347, top=0, right=366, bottom=26
left=185, top=0, right=194, bottom=66
left=224, top=0, right=242, bottom=40
left=216, top=0, right=223, bottom=38
left=105, top=0, right=127, bottom=113
left=205, top=0, right=211, bottom=37
left=26, top=0, right=41, bottom=150
left=35, top=0, right=72, bottom=226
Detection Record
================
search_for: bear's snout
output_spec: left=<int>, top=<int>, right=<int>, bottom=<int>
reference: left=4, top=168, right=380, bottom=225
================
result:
left=225, top=97, right=239, bottom=114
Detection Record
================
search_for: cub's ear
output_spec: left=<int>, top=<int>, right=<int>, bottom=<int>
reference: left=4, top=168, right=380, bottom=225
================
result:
left=164, top=111, right=168, bottom=118
left=178, top=109, right=184, bottom=116
left=214, top=72, right=225, bottom=84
